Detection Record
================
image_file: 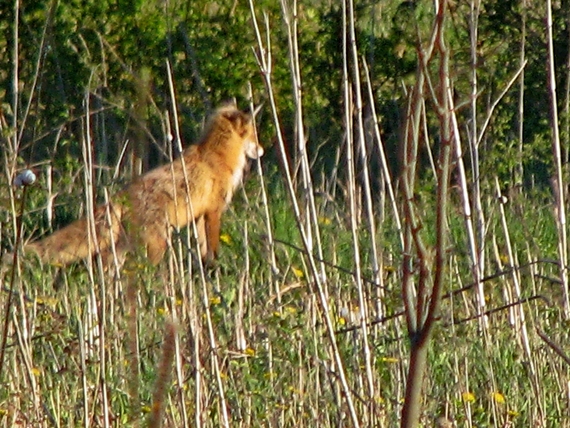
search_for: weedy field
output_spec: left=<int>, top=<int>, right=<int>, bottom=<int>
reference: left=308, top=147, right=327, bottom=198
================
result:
left=0, top=160, right=569, bottom=427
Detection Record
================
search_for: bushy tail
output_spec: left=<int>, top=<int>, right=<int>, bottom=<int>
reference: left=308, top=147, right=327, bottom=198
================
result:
left=25, top=203, right=124, bottom=266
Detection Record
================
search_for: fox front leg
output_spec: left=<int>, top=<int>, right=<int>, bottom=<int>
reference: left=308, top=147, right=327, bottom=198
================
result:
left=195, top=216, right=208, bottom=261
left=204, top=210, right=222, bottom=263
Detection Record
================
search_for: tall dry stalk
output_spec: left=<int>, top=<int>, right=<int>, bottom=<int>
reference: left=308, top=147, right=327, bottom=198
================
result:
left=77, top=318, right=90, bottom=427
left=517, top=0, right=527, bottom=187
left=83, top=72, right=112, bottom=428
left=466, top=0, right=487, bottom=328
left=565, top=3, right=570, bottom=169
left=545, top=0, right=570, bottom=317
left=10, top=0, right=19, bottom=158
left=3, top=0, right=20, bottom=254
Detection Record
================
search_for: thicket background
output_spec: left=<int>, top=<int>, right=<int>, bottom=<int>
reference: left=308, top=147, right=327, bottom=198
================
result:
left=1, top=0, right=570, bottom=427
left=2, top=0, right=564, bottom=186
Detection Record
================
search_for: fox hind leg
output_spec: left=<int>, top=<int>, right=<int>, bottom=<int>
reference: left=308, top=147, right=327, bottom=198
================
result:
left=144, top=228, right=169, bottom=265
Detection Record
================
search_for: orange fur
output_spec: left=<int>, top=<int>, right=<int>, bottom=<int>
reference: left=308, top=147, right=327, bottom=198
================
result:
left=25, top=104, right=264, bottom=266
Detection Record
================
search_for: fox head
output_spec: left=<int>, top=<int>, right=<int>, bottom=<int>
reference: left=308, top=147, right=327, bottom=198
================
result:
left=212, top=104, right=264, bottom=159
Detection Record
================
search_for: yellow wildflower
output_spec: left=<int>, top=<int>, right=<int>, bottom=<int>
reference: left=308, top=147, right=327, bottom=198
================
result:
left=492, top=392, right=505, bottom=404
left=292, top=266, right=304, bottom=279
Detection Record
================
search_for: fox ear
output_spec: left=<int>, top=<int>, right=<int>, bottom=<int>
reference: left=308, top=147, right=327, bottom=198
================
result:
left=219, top=108, right=251, bottom=136
left=220, top=108, right=245, bottom=123
left=240, top=104, right=262, bottom=121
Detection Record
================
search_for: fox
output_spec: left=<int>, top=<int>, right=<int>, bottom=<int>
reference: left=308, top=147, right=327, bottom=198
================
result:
left=14, top=103, right=264, bottom=268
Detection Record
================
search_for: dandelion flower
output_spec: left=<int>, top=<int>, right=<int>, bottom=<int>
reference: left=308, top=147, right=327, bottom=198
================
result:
left=492, top=391, right=505, bottom=404
left=219, top=233, right=232, bottom=244
left=292, top=266, right=304, bottom=279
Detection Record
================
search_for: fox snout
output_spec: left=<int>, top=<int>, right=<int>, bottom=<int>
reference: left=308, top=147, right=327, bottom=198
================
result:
left=246, top=139, right=264, bottom=159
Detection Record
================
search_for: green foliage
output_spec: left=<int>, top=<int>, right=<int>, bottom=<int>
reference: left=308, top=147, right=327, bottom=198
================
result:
left=2, top=0, right=565, bottom=190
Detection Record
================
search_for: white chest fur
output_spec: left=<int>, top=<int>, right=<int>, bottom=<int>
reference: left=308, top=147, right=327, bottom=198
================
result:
left=228, top=151, right=246, bottom=203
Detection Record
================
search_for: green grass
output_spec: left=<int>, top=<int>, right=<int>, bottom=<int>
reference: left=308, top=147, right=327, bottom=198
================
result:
left=1, top=166, right=569, bottom=427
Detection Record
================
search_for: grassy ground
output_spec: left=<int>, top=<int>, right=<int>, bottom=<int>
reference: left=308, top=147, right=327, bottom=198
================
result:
left=1, top=159, right=569, bottom=427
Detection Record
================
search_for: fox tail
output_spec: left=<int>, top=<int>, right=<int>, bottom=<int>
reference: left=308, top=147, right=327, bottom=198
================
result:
left=25, top=203, right=123, bottom=266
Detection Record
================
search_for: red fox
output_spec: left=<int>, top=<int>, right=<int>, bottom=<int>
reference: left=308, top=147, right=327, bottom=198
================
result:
left=19, top=103, right=264, bottom=267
